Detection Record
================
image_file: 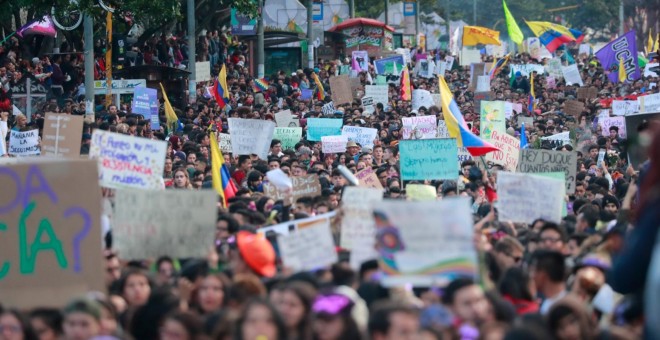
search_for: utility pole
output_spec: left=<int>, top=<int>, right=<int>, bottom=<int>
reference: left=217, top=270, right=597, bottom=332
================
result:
left=473, top=0, right=477, bottom=25
left=257, top=0, right=265, bottom=78
left=307, top=0, right=314, bottom=68
left=619, top=0, right=624, bottom=36
left=105, top=11, right=113, bottom=107
left=384, top=0, right=389, bottom=25
left=187, top=0, right=196, bottom=103
left=415, top=1, right=419, bottom=45
left=84, top=14, right=95, bottom=116
left=348, top=0, right=355, bottom=18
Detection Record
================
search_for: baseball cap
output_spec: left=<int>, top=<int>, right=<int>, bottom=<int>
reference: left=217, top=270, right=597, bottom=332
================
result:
left=236, top=231, right=276, bottom=277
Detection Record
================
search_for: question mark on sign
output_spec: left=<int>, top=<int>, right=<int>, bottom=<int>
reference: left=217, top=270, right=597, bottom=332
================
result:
left=64, top=206, right=92, bottom=273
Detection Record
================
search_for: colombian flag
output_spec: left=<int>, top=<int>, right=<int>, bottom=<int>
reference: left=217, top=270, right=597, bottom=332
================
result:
left=462, top=26, right=502, bottom=46
left=212, top=64, right=230, bottom=109
left=489, top=54, right=510, bottom=80
left=438, top=75, right=498, bottom=156
left=525, top=21, right=576, bottom=53
left=312, top=72, right=325, bottom=100
left=210, top=131, right=237, bottom=207
left=569, top=28, right=585, bottom=44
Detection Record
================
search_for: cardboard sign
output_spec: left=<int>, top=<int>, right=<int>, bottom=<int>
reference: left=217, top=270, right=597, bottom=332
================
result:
left=275, top=110, right=294, bottom=127
left=227, top=118, right=276, bottom=159
left=219, top=133, right=232, bottom=153
left=405, top=184, right=437, bottom=201
left=402, top=116, right=437, bottom=140
left=480, top=101, right=506, bottom=140
left=562, top=64, right=584, bottom=86
left=496, top=172, right=564, bottom=224
left=9, top=129, right=40, bottom=156
left=365, top=85, right=389, bottom=106
left=577, top=87, right=598, bottom=100
left=113, top=189, right=217, bottom=259
left=612, top=100, right=640, bottom=116
left=89, top=130, right=167, bottom=189
left=355, top=167, right=384, bottom=189
left=0, top=159, right=103, bottom=308
left=517, top=149, right=577, bottom=194
left=42, top=113, right=84, bottom=158
left=374, top=198, right=477, bottom=287
left=599, top=117, right=627, bottom=138
left=639, top=93, right=660, bottom=113
left=483, top=130, right=520, bottom=171
left=349, top=78, right=364, bottom=99
left=264, top=174, right=322, bottom=205
left=329, top=75, right=353, bottom=105
left=399, top=139, right=458, bottom=180
left=341, top=126, right=378, bottom=148
left=307, top=118, right=343, bottom=141
left=321, top=135, right=348, bottom=153
left=277, top=214, right=338, bottom=272
left=564, top=100, right=585, bottom=116
left=273, top=127, right=302, bottom=150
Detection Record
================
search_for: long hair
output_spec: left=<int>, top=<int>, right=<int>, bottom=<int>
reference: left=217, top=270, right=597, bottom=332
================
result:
left=638, top=121, right=660, bottom=216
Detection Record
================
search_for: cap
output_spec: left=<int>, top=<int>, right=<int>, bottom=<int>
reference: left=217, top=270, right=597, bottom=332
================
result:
left=361, top=146, right=373, bottom=153
left=346, top=141, right=359, bottom=148
left=515, top=71, right=522, bottom=77
left=236, top=231, right=276, bottom=277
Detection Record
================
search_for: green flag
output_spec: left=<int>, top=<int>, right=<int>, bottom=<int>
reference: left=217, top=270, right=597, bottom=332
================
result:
left=503, top=0, right=524, bottom=45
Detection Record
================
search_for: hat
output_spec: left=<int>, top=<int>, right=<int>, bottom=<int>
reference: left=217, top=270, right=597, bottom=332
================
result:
left=346, top=141, right=359, bottom=148
left=515, top=71, right=522, bottom=77
left=236, top=231, right=276, bottom=277
left=574, top=254, right=611, bottom=273
left=601, top=194, right=620, bottom=210
left=361, top=146, right=373, bottom=153
left=31, top=57, right=40, bottom=65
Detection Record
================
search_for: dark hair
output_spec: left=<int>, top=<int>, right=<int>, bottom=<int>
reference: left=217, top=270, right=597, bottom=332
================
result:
left=117, top=268, right=154, bottom=302
left=164, top=311, right=206, bottom=340
left=29, top=308, right=63, bottom=336
left=2, top=309, right=39, bottom=340
left=498, top=267, right=534, bottom=301
left=368, top=300, right=418, bottom=337
left=234, top=298, right=288, bottom=340
left=577, top=204, right=599, bottom=228
left=128, top=288, right=180, bottom=339
left=539, top=223, right=567, bottom=243
left=156, top=256, right=174, bottom=270
left=530, top=250, right=566, bottom=282
left=279, top=281, right=315, bottom=338
left=193, top=272, right=232, bottom=314
left=442, top=277, right=477, bottom=305
left=270, top=139, right=282, bottom=148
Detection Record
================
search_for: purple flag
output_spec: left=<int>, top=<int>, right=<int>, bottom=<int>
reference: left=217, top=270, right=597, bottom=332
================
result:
left=595, top=31, right=640, bottom=84
left=17, top=16, right=57, bottom=38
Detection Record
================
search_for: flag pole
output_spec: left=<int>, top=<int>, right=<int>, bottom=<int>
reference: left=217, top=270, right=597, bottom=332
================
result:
left=0, top=32, right=16, bottom=45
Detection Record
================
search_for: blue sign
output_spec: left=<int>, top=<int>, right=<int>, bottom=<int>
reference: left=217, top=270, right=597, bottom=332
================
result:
left=306, top=118, right=343, bottom=141
left=312, top=2, right=324, bottom=21
left=403, top=2, right=416, bottom=16
left=399, top=139, right=459, bottom=180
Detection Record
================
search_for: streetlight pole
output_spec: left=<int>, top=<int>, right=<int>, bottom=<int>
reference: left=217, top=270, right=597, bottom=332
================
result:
left=257, top=0, right=265, bottom=78
left=187, top=0, right=196, bottom=103
left=307, top=0, right=314, bottom=68
left=84, top=14, right=94, bottom=116
left=618, top=0, right=624, bottom=36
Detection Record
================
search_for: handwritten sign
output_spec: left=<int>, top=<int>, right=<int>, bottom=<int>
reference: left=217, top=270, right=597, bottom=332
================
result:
left=469, top=63, right=487, bottom=90
left=411, top=89, right=435, bottom=111
left=9, top=129, right=40, bottom=156
left=476, top=75, right=491, bottom=92
left=374, top=198, right=477, bottom=287
left=612, top=100, right=640, bottom=116
left=275, top=109, right=294, bottom=127
left=219, top=133, right=232, bottom=153
left=321, top=135, right=347, bottom=153
left=277, top=215, right=338, bottom=272
left=341, top=126, right=378, bottom=148
left=113, top=189, right=217, bottom=259
left=340, top=187, right=383, bottom=250
left=564, top=100, right=585, bottom=116
left=307, top=118, right=343, bottom=141
left=405, top=184, right=437, bottom=201
left=562, top=64, right=583, bottom=86
left=437, top=120, right=449, bottom=138
left=228, top=118, right=276, bottom=159
left=356, top=167, right=383, bottom=189
left=496, top=172, right=564, bottom=224
left=399, top=139, right=458, bottom=180
left=274, top=127, right=302, bottom=150
left=640, top=93, right=660, bottom=113
left=89, top=130, right=167, bottom=189
left=599, top=117, right=627, bottom=138
left=510, top=64, right=545, bottom=77
left=264, top=174, right=322, bottom=205
left=484, top=130, right=520, bottom=171
left=517, top=149, right=577, bottom=194
left=480, top=101, right=506, bottom=139
left=0, top=159, right=103, bottom=308
left=473, top=91, right=493, bottom=113
left=402, top=116, right=437, bottom=140
left=362, top=96, right=375, bottom=114
left=541, top=131, right=571, bottom=146
left=365, top=85, right=389, bottom=106
left=545, top=58, right=563, bottom=80
left=577, top=87, right=598, bottom=100
left=42, top=113, right=84, bottom=158
left=329, top=75, right=353, bottom=105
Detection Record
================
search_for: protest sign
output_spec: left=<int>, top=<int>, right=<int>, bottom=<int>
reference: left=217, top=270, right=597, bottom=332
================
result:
left=473, top=91, right=493, bottom=113
left=469, top=63, right=487, bottom=90
left=227, top=118, right=276, bottom=159
left=431, top=94, right=441, bottom=108
left=341, top=126, right=378, bottom=148
left=437, top=120, right=449, bottom=138
left=480, top=101, right=506, bottom=139
left=340, top=187, right=383, bottom=251
left=113, top=189, right=217, bottom=259
left=274, top=127, right=302, bottom=150
left=350, top=78, right=364, bottom=99
left=611, top=100, right=640, bottom=116
left=131, top=87, right=157, bottom=116
left=0, top=159, right=103, bottom=308
left=264, top=174, right=322, bottom=205
left=321, top=135, right=348, bottom=153
left=640, top=93, right=660, bottom=113
left=307, top=118, right=343, bottom=141
left=300, top=89, right=312, bottom=100
left=476, top=75, right=491, bottom=92
left=374, top=55, right=405, bottom=74
left=411, top=89, right=435, bottom=111
left=355, top=167, right=384, bottom=189
left=496, top=172, right=564, bottom=224
left=562, top=64, right=584, bottom=86
left=577, top=87, right=598, bottom=100
left=599, top=117, right=627, bottom=138
left=374, top=198, right=477, bottom=287
left=219, top=133, right=232, bottom=153
left=645, top=63, right=659, bottom=77
left=598, top=109, right=610, bottom=119
left=322, top=102, right=335, bottom=115
left=512, top=103, right=523, bottom=115
left=259, top=212, right=336, bottom=236
left=510, top=64, right=545, bottom=77
left=329, top=75, right=353, bottom=105
left=9, top=129, right=40, bottom=156
left=352, top=51, right=369, bottom=72
left=42, top=113, right=84, bottom=158
left=402, top=116, right=437, bottom=140
left=277, top=214, right=338, bottom=272
left=546, top=76, right=556, bottom=89
left=275, top=109, right=293, bottom=127
left=362, top=96, right=375, bottom=114
left=578, top=44, right=591, bottom=56
left=89, top=130, right=167, bottom=189
left=517, top=149, right=577, bottom=194
left=545, top=58, right=563, bottom=80
left=483, top=130, right=520, bottom=171
left=405, top=184, right=437, bottom=201
left=399, top=139, right=458, bottom=180
left=457, top=147, right=474, bottom=167
left=365, top=85, right=389, bottom=106
left=564, top=100, right=585, bottom=116
left=517, top=116, right=534, bottom=128
left=445, top=56, right=455, bottom=70
left=541, top=131, right=571, bottom=146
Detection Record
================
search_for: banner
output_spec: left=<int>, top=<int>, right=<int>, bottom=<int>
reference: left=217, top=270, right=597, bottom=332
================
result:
left=374, top=198, right=477, bottom=287
left=273, top=127, right=302, bottom=150
left=640, top=93, right=660, bottom=113
left=227, top=118, right=276, bottom=159
left=496, top=172, right=564, bottom=224
left=321, top=135, right=348, bottom=153
left=365, top=85, right=389, bottom=106
left=89, top=130, right=167, bottom=189
left=612, top=100, right=640, bottom=116
left=9, top=129, right=40, bottom=156
left=510, top=64, right=545, bottom=77
left=517, top=149, right=577, bottom=194
left=480, top=101, right=506, bottom=139
left=341, top=126, right=378, bottom=148
left=595, top=30, right=641, bottom=84
left=113, top=189, right=217, bottom=259
left=0, top=159, right=103, bottom=308
left=402, top=116, right=437, bottom=139
left=599, top=117, right=627, bottom=138
left=307, top=118, right=343, bottom=141
left=399, top=139, right=458, bottom=180
left=42, top=113, right=84, bottom=158
left=483, top=130, right=520, bottom=171
left=277, top=214, right=338, bottom=272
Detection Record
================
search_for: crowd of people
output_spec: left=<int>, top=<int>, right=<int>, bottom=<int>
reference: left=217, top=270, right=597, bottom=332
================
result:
left=1, top=23, right=660, bottom=340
